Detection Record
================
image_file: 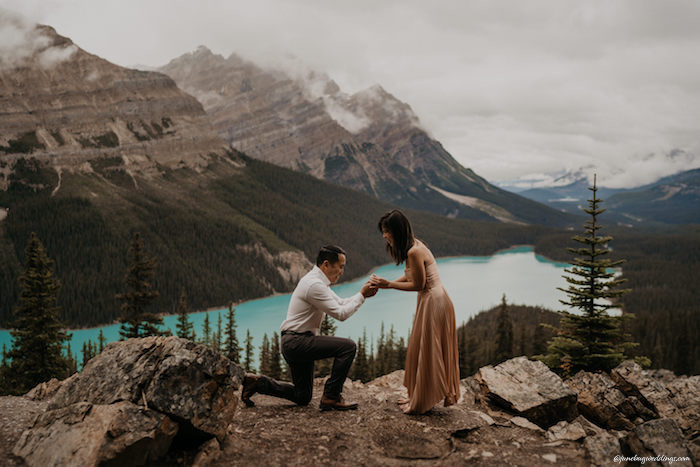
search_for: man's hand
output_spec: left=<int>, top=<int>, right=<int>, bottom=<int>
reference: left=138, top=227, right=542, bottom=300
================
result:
left=361, top=281, right=379, bottom=298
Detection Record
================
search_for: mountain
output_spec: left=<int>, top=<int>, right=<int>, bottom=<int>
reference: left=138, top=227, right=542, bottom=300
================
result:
left=515, top=170, right=700, bottom=225
left=158, top=47, right=574, bottom=227
left=0, top=27, right=228, bottom=181
left=605, top=169, right=700, bottom=225
left=0, top=22, right=552, bottom=327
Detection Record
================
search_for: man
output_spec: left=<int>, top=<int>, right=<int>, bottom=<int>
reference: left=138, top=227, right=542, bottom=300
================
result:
left=241, top=245, right=377, bottom=410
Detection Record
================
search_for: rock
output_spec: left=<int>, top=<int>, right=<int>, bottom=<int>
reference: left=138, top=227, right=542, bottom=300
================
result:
left=450, top=409, right=495, bottom=438
left=25, top=377, right=65, bottom=401
left=192, top=438, right=223, bottom=467
left=13, top=401, right=178, bottom=466
left=475, top=357, right=578, bottom=428
left=567, top=371, right=636, bottom=430
left=511, top=416, right=544, bottom=432
left=573, top=415, right=604, bottom=437
left=459, top=376, right=482, bottom=407
left=621, top=418, right=694, bottom=467
left=546, top=420, right=587, bottom=442
left=612, top=361, right=695, bottom=433
left=583, top=431, right=622, bottom=467
left=665, top=375, right=700, bottom=436
left=49, top=336, right=245, bottom=441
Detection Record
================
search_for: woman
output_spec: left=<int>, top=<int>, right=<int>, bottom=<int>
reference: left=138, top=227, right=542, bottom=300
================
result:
left=369, top=210, right=460, bottom=414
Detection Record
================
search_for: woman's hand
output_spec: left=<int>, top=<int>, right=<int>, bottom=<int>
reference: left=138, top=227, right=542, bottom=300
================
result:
left=369, top=274, right=390, bottom=289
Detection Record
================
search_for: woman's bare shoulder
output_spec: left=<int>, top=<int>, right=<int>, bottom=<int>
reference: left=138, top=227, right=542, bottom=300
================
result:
left=409, top=240, right=433, bottom=261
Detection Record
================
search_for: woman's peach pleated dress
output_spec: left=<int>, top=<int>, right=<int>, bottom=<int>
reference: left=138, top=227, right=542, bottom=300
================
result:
left=403, top=261, right=461, bottom=414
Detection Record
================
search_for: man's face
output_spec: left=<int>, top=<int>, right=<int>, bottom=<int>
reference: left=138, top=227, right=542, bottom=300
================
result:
left=320, top=254, right=346, bottom=284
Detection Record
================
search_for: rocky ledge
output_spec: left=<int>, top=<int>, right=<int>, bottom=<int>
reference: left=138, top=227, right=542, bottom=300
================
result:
left=1, top=340, right=698, bottom=466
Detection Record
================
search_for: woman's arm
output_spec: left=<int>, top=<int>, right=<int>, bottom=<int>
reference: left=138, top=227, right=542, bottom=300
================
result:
left=371, top=250, right=426, bottom=291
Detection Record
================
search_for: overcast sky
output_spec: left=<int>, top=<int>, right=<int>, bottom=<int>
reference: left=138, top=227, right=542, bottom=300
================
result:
left=2, top=0, right=700, bottom=188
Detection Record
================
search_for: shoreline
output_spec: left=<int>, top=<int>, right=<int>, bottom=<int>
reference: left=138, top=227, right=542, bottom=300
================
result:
left=0, top=245, right=560, bottom=333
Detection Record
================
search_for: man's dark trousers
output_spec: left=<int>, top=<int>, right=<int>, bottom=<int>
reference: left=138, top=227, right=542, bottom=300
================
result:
left=254, top=331, right=356, bottom=405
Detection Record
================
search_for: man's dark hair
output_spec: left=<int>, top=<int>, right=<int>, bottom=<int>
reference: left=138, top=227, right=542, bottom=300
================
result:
left=316, top=245, right=346, bottom=266
left=378, top=210, right=415, bottom=265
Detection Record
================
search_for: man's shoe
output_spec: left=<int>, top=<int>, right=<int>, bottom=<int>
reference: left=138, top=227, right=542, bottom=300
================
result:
left=319, top=394, right=358, bottom=411
left=241, top=374, right=262, bottom=407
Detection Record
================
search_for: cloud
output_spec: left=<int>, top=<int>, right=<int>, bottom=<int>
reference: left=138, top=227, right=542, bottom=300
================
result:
left=0, top=8, right=50, bottom=69
left=2, top=0, right=699, bottom=188
left=0, top=7, right=77, bottom=70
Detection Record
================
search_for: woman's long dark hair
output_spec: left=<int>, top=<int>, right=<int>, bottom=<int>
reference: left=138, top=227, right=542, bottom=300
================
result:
left=378, top=210, right=415, bottom=265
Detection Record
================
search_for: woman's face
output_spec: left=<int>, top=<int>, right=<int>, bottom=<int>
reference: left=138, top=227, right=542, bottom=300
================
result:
left=381, top=226, right=394, bottom=247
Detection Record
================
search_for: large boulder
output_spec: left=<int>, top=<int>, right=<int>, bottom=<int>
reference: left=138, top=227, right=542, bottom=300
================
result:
left=665, top=375, right=700, bottom=437
left=611, top=361, right=697, bottom=434
left=567, top=371, right=652, bottom=431
left=49, top=336, right=245, bottom=441
left=474, top=357, right=578, bottom=428
left=13, top=401, right=178, bottom=466
left=621, top=418, right=694, bottom=467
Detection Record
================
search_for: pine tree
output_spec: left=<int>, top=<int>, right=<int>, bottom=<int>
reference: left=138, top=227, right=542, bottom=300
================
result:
left=224, top=303, right=241, bottom=363
left=6, top=233, right=71, bottom=395
left=495, top=294, right=514, bottom=363
left=97, top=329, right=107, bottom=353
left=117, top=233, right=162, bottom=339
left=201, top=312, right=211, bottom=347
left=212, top=312, right=223, bottom=351
left=259, top=333, right=271, bottom=376
left=66, top=342, right=78, bottom=376
left=1, top=344, right=9, bottom=393
left=396, top=336, right=407, bottom=370
left=538, top=175, right=642, bottom=375
left=175, top=288, right=195, bottom=340
left=243, top=329, right=255, bottom=373
left=376, top=323, right=387, bottom=376
left=269, top=332, right=282, bottom=379
left=367, top=341, right=376, bottom=380
left=352, top=329, right=369, bottom=382
left=81, top=339, right=97, bottom=369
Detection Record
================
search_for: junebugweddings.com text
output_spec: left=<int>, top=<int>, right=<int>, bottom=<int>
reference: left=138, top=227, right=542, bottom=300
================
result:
left=614, top=454, right=691, bottom=464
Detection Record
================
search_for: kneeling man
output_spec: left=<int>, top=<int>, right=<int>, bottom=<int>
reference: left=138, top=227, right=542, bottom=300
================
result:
left=242, top=245, right=377, bottom=410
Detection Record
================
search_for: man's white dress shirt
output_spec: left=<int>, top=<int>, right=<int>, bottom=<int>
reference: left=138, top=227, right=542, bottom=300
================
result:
left=280, top=266, right=365, bottom=335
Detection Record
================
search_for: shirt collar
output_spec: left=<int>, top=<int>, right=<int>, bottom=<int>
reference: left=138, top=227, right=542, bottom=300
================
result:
left=312, top=265, right=331, bottom=286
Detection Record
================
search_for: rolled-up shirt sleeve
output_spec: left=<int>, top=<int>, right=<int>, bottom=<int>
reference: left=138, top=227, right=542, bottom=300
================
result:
left=305, top=282, right=365, bottom=321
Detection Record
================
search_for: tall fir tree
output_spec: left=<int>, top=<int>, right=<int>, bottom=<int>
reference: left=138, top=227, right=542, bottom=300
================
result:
left=65, top=342, right=78, bottom=376
left=259, top=333, right=271, bottom=376
left=224, top=303, right=241, bottom=363
left=495, top=294, right=514, bottom=363
left=243, top=329, right=255, bottom=373
left=6, top=233, right=71, bottom=395
left=269, top=332, right=282, bottom=379
left=117, top=232, right=162, bottom=339
left=97, top=329, right=107, bottom=353
left=538, top=175, right=643, bottom=375
left=351, top=329, right=369, bottom=382
left=212, top=312, right=223, bottom=351
left=201, top=312, right=212, bottom=347
left=175, top=288, right=195, bottom=340
left=1, top=343, right=8, bottom=393
left=81, top=339, right=97, bottom=369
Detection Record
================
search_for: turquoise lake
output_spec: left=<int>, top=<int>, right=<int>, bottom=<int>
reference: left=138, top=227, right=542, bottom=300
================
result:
left=0, top=246, right=570, bottom=366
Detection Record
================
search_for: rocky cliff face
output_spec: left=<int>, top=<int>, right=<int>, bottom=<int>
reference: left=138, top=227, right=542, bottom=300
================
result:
left=159, top=47, right=573, bottom=226
left=0, top=23, right=230, bottom=190
left=2, top=348, right=696, bottom=466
